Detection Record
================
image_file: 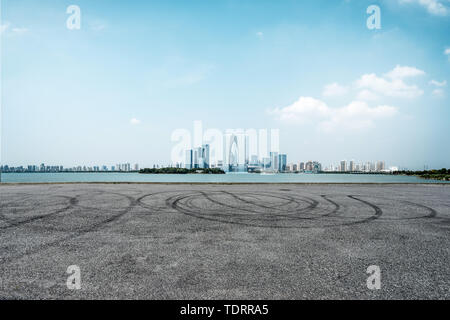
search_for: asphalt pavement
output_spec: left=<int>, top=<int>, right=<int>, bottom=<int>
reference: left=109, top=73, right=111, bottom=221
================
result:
left=0, top=183, right=449, bottom=299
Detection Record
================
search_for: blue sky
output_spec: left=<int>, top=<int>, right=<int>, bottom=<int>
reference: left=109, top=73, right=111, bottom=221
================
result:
left=1, top=0, right=449, bottom=169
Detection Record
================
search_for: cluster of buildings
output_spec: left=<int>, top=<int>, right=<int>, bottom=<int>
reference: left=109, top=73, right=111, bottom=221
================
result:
left=181, top=144, right=324, bottom=173
left=184, top=145, right=211, bottom=170
left=0, top=163, right=140, bottom=173
left=182, top=143, right=288, bottom=173
left=283, top=161, right=323, bottom=173
left=323, top=160, right=398, bottom=173
left=180, top=146, right=397, bottom=175
left=179, top=134, right=327, bottom=173
left=0, top=158, right=397, bottom=175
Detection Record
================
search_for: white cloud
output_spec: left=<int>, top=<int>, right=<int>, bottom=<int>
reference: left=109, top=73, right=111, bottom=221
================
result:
left=269, top=97, right=330, bottom=123
left=1, top=23, right=29, bottom=35
left=384, top=65, right=425, bottom=79
left=0, top=22, right=10, bottom=33
left=11, top=27, right=28, bottom=35
left=256, top=32, right=264, bottom=39
left=130, top=118, right=141, bottom=125
left=445, top=48, right=450, bottom=60
left=320, top=101, right=398, bottom=132
left=322, top=83, right=349, bottom=97
left=90, top=21, right=107, bottom=32
left=269, top=97, right=397, bottom=132
left=432, top=89, right=445, bottom=97
left=355, top=68, right=424, bottom=99
left=429, top=79, right=447, bottom=86
left=356, top=89, right=379, bottom=101
left=399, top=0, right=449, bottom=15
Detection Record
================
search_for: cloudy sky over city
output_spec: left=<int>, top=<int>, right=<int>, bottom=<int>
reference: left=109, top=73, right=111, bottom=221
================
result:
left=1, top=0, right=449, bottom=169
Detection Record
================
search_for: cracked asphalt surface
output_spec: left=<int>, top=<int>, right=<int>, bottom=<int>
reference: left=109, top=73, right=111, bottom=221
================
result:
left=0, top=183, right=449, bottom=299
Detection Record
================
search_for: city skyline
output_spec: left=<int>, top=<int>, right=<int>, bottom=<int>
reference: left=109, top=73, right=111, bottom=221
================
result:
left=1, top=0, right=449, bottom=170
left=0, top=157, right=400, bottom=174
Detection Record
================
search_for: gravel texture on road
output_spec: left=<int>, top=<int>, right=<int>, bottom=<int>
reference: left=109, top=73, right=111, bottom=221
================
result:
left=0, top=183, right=449, bottom=299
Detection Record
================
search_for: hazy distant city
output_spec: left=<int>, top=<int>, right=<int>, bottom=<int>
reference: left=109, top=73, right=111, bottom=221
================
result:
left=0, top=153, right=397, bottom=175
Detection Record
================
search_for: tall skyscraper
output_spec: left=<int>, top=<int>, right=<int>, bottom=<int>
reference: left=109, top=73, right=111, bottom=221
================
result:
left=193, top=148, right=201, bottom=169
left=185, top=149, right=193, bottom=169
left=349, top=160, right=355, bottom=172
left=340, top=160, right=347, bottom=172
left=202, top=144, right=210, bottom=169
left=299, top=162, right=305, bottom=171
left=278, top=154, right=287, bottom=172
left=313, top=161, right=322, bottom=173
left=185, top=145, right=210, bottom=169
left=270, top=152, right=279, bottom=172
left=376, top=161, right=385, bottom=172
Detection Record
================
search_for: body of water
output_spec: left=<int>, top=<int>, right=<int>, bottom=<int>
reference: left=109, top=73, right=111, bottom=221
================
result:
left=1, top=172, right=448, bottom=184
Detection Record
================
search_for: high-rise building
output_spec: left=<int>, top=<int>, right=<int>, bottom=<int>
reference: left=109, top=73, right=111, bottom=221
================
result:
left=270, top=152, right=279, bottom=172
left=340, top=160, right=347, bottom=172
left=313, top=161, right=322, bottom=173
left=193, top=147, right=201, bottom=169
left=299, top=162, right=305, bottom=171
left=349, top=160, right=355, bottom=172
left=376, top=161, right=385, bottom=172
left=201, top=144, right=210, bottom=169
left=185, top=149, right=193, bottom=169
left=185, top=145, right=210, bottom=169
left=204, top=144, right=211, bottom=168
left=278, top=154, right=287, bottom=172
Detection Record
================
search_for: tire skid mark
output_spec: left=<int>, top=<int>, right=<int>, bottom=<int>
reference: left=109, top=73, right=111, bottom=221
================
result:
left=72, top=190, right=133, bottom=212
left=0, top=194, right=35, bottom=223
left=202, top=191, right=320, bottom=219
left=167, top=192, right=375, bottom=228
left=222, top=191, right=338, bottom=220
left=320, top=195, right=341, bottom=217
left=346, top=195, right=439, bottom=221
left=0, top=193, right=137, bottom=265
left=0, top=196, right=78, bottom=231
left=346, top=195, right=383, bottom=225
left=222, top=191, right=300, bottom=211
left=136, top=190, right=194, bottom=213
left=377, top=198, right=437, bottom=220
left=168, top=193, right=297, bottom=229
left=0, top=189, right=443, bottom=264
